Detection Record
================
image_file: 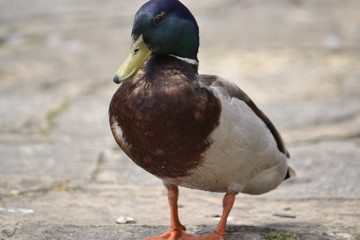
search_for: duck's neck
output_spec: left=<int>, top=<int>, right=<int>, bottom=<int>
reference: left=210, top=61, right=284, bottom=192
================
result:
left=144, top=55, right=199, bottom=82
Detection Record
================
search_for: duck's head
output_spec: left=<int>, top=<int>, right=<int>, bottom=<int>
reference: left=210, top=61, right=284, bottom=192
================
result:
left=113, top=0, right=199, bottom=83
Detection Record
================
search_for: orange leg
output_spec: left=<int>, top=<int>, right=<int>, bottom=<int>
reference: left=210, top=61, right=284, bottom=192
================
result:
left=200, top=193, right=236, bottom=240
left=168, top=186, right=186, bottom=233
left=144, top=185, right=199, bottom=240
left=144, top=188, right=236, bottom=240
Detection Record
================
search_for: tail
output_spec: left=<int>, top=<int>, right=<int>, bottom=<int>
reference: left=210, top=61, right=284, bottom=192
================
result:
left=284, top=166, right=296, bottom=180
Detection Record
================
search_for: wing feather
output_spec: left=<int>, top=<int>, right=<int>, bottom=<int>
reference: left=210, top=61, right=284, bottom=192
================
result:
left=199, top=74, right=290, bottom=158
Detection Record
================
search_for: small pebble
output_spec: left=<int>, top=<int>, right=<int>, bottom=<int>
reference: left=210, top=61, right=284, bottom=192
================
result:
left=272, top=212, right=296, bottom=218
left=323, top=34, right=342, bottom=51
left=328, top=232, right=352, bottom=239
left=116, top=216, right=136, bottom=224
left=0, top=208, right=34, bottom=214
left=206, top=214, right=233, bottom=221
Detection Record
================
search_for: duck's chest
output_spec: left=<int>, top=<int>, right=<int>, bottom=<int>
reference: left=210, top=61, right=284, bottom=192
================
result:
left=109, top=78, right=221, bottom=178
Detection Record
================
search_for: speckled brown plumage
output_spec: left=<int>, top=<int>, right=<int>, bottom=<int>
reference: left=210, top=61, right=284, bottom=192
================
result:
left=109, top=55, right=221, bottom=178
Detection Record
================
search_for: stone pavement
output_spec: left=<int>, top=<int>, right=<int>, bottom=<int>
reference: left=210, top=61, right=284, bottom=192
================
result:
left=0, top=0, right=359, bottom=239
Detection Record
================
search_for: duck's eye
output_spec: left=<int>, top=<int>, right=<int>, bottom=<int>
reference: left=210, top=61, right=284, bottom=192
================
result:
left=154, top=11, right=167, bottom=25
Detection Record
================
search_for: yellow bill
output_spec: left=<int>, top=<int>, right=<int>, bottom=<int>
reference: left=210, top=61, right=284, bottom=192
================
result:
left=113, top=35, right=152, bottom=83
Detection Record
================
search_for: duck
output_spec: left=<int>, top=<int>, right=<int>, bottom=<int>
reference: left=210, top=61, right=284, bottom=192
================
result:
left=109, top=0, right=295, bottom=239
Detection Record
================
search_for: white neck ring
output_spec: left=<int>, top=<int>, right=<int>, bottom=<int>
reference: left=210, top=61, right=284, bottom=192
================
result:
left=168, top=54, right=198, bottom=65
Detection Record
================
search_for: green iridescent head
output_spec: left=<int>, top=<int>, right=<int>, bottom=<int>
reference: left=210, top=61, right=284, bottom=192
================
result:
left=114, top=0, right=199, bottom=83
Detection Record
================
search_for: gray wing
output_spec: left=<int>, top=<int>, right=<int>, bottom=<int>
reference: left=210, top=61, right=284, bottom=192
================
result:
left=199, top=74, right=290, bottom=158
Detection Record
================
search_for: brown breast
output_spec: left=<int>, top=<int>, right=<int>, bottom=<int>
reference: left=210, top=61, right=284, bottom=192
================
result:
left=109, top=56, right=221, bottom=178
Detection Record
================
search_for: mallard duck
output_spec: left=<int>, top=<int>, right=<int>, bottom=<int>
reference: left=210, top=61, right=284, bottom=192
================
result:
left=109, top=0, right=295, bottom=239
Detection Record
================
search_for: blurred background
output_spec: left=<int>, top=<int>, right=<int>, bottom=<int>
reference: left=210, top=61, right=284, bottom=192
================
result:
left=0, top=0, right=359, bottom=238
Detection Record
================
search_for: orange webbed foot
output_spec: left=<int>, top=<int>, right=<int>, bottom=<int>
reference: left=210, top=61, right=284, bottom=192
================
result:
left=144, top=187, right=233, bottom=240
left=144, top=230, right=201, bottom=240
left=199, top=232, right=224, bottom=240
left=144, top=231, right=225, bottom=240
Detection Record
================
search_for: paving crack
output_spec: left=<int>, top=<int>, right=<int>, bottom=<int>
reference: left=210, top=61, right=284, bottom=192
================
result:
left=90, top=147, right=119, bottom=181
left=288, top=132, right=360, bottom=147
left=91, top=150, right=107, bottom=181
left=1, top=222, right=19, bottom=239
left=39, top=100, right=69, bottom=135
left=0, top=180, right=71, bottom=200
